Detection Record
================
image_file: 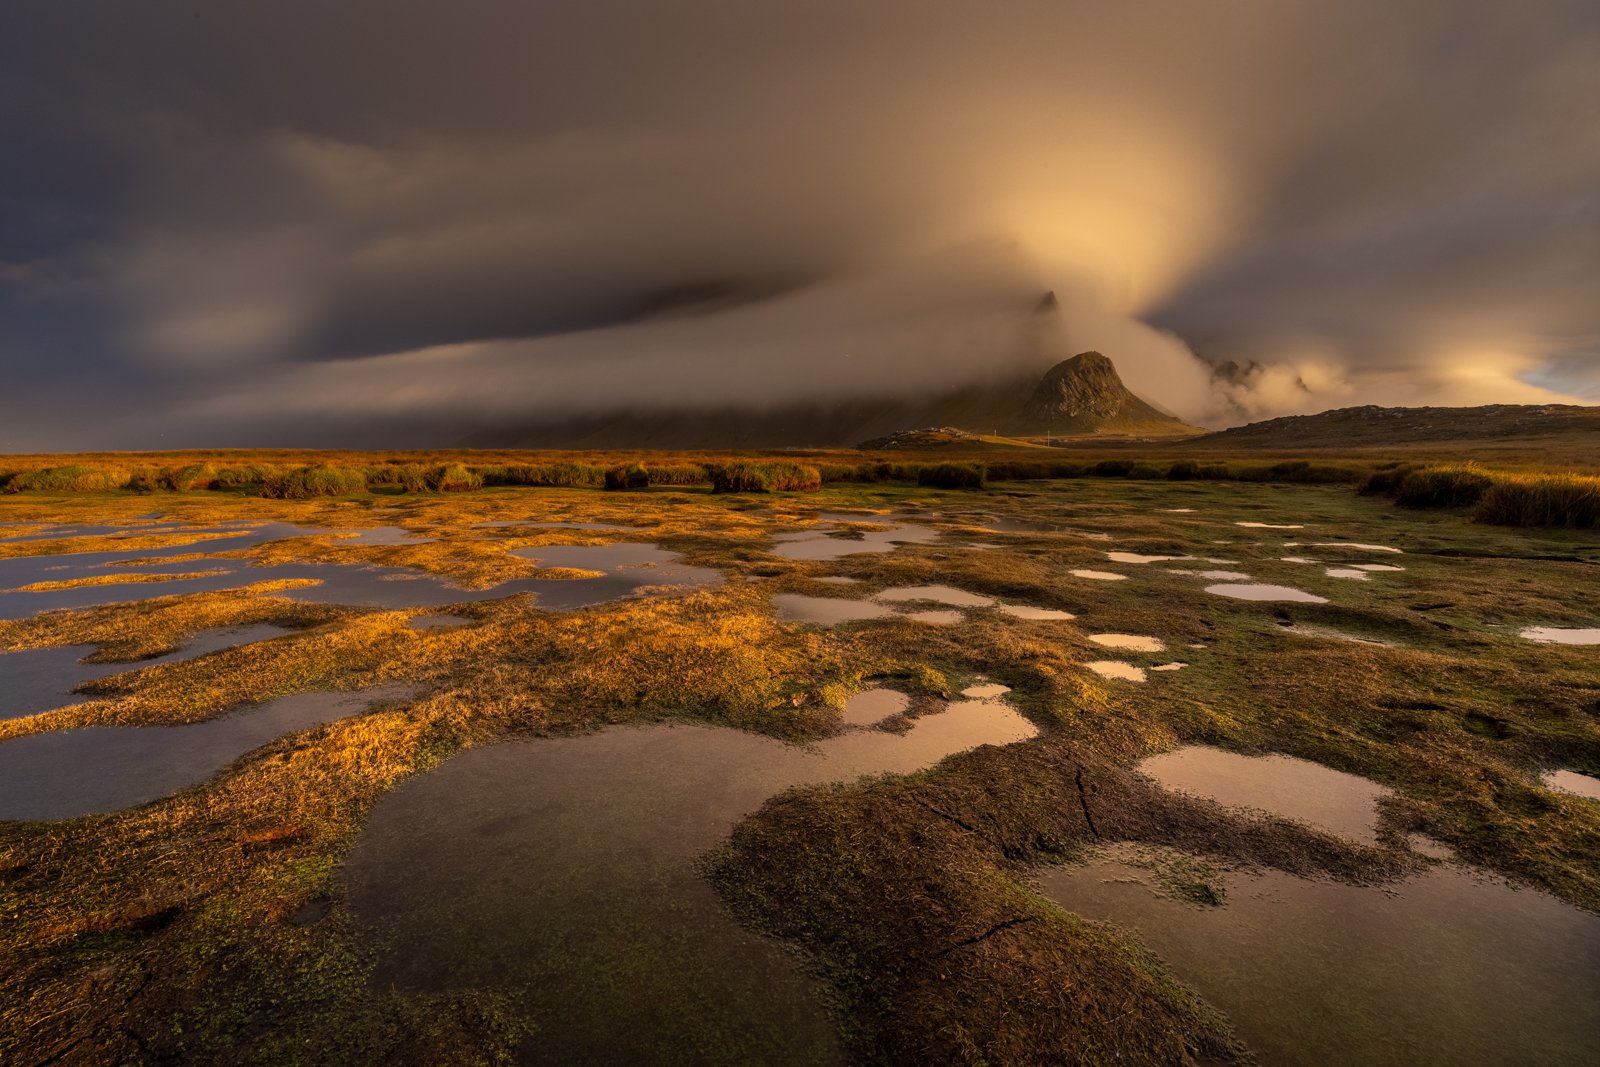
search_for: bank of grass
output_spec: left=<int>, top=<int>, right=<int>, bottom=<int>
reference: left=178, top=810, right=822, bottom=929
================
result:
left=1474, top=472, right=1600, bottom=528
left=1363, top=463, right=1600, bottom=527
left=710, top=461, right=823, bottom=493
left=1, top=478, right=1597, bottom=1063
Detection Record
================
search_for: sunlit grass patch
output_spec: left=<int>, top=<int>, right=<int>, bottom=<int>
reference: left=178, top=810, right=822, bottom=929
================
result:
left=1473, top=472, right=1600, bottom=528
left=7, top=570, right=230, bottom=593
left=260, top=465, right=369, bottom=499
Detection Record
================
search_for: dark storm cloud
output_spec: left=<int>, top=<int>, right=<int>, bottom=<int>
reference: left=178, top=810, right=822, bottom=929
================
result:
left=0, top=1, right=1597, bottom=447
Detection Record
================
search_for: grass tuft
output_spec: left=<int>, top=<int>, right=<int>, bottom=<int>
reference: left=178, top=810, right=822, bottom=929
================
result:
left=1473, top=472, right=1600, bottom=528
left=260, top=466, right=369, bottom=499
left=917, top=462, right=987, bottom=489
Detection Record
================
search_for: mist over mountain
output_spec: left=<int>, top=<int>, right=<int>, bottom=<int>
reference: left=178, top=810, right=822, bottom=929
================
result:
left=1, top=2, right=1597, bottom=449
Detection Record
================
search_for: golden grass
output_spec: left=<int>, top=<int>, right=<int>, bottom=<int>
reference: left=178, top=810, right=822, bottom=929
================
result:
left=0, top=476, right=1596, bottom=1062
left=7, top=570, right=229, bottom=593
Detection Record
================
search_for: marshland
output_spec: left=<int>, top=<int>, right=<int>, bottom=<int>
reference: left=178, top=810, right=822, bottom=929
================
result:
left=1, top=447, right=1596, bottom=1065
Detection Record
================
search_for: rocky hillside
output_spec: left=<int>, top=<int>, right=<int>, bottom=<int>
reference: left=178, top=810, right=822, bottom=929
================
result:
left=1020, top=351, right=1192, bottom=434
left=1193, top=403, right=1600, bottom=448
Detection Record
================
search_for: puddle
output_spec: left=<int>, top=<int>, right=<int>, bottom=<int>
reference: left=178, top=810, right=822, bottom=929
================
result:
left=1324, top=567, right=1370, bottom=580
left=407, top=614, right=473, bottom=631
left=875, top=584, right=995, bottom=608
left=997, top=604, right=1076, bottom=621
left=1071, top=570, right=1127, bottom=581
left=1089, top=634, right=1164, bottom=652
left=1353, top=564, right=1405, bottom=572
left=903, top=609, right=962, bottom=625
left=1139, top=746, right=1389, bottom=843
left=1037, top=843, right=1600, bottom=1067
left=346, top=698, right=1037, bottom=1064
left=333, top=526, right=437, bottom=546
left=1150, top=662, right=1187, bottom=672
left=0, top=537, right=724, bottom=620
left=1086, top=661, right=1146, bottom=682
left=1106, top=552, right=1193, bottom=565
left=1189, top=569, right=1251, bottom=581
left=1235, top=522, right=1303, bottom=529
left=475, top=520, right=634, bottom=531
left=1205, top=583, right=1328, bottom=604
left=0, top=684, right=414, bottom=820
left=1279, top=556, right=1317, bottom=564
left=961, top=682, right=1011, bottom=699
left=1, top=623, right=292, bottom=720
left=1542, top=769, right=1600, bottom=801
left=840, top=689, right=910, bottom=726
left=1281, top=624, right=1397, bottom=648
left=770, top=521, right=940, bottom=562
left=1286, top=542, right=1403, bottom=554
left=1520, top=626, right=1600, bottom=645
left=1162, top=508, right=1197, bottom=513
left=979, top=517, right=1067, bottom=533
left=773, top=594, right=895, bottom=625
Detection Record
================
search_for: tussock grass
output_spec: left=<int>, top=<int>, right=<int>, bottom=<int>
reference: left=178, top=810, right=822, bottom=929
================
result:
left=644, top=463, right=710, bottom=486
left=604, top=463, right=650, bottom=490
left=364, top=463, right=431, bottom=492
left=1395, top=464, right=1494, bottom=508
left=710, top=462, right=822, bottom=493
left=425, top=463, right=481, bottom=492
left=916, top=462, right=986, bottom=489
left=1474, top=472, right=1600, bottom=528
left=480, top=462, right=606, bottom=487
left=3, top=465, right=131, bottom=494
left=260, top=465, right=369, bottom=499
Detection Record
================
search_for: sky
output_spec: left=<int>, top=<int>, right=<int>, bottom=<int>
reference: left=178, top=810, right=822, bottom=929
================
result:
left=1, top=1, right=1597, bottom=449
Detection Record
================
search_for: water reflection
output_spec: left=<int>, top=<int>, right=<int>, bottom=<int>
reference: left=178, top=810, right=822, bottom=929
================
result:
left=347, top=696, right=1037, bottom=1065
left=0, top=683, right=414, bottom=820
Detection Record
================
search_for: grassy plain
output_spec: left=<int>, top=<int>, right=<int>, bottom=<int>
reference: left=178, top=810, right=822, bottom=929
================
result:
left=0, top=451, right=1596, bottom=1064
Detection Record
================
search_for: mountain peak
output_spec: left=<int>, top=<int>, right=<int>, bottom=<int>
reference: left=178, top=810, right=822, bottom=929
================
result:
left=1023, top=351, right=1148, bottom=424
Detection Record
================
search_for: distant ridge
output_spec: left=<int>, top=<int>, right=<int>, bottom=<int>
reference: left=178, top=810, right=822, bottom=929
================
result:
left=1193, top=403, right=1600, bottom=448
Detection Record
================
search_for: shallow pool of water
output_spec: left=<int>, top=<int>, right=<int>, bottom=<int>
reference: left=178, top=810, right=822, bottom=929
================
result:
left=1086, top=661, right=1146, bottom=682
left=1139, top=746, right=1390, bottom=843
left=1036, top=843, right=1600, bottom=1067
left=333, top=525, right=437, bottom=545
left=1071, top=569, right=1127, bottom=582
left=1089, top=634, right=1164, bottom=652
left=840, top=688, right=909, bottom=726
left=1235, top=522, right=1303, bottom=529
left=346, top=697, right=1037, bottom=1064
left=1543, top=769, right=1600, bottom=801
left=1106, top=552, right=1193, bottom=565
left=1324, top=567, right=1370, bottom=580
left=996, top=604, right=1076, bottom=621
left=0, top=683, right=414, bottom=820
left=1281, top=623, right=1397, bottom=648
left=0, top=536, right=723, bottom=620
left=772, top=594, right=895, bottom=626
left=903, top=609, right=962, bottom=625
left=875, top=584, right=995, bottom=608
left=0, top=622, right=292, bottom=720
left=770, top=521, right=940, bottom=562
left=1287, top=541, right=1403, bottom=554
left=1520, top=626, right=1600, bottom=645
left=1205, top=583, right=1328, bottom=604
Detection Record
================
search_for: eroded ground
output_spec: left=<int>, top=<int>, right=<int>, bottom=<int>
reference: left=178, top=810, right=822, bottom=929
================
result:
left=1, top=478, right=1597, bottom=1065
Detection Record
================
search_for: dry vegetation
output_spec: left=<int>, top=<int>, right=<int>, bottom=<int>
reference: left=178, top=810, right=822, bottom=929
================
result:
left=0, top=454, right=1596, bottom=1064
